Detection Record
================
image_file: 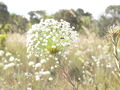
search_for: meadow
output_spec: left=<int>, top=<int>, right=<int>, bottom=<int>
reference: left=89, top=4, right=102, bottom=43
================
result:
left=0, top=20, right=120, bottom=90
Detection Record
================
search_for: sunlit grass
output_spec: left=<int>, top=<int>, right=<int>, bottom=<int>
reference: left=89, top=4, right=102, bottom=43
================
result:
left=0, top=29, right=119, bottom=90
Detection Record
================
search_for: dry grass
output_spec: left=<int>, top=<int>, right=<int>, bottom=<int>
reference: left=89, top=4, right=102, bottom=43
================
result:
left=0, top=32, right=119, bottom=90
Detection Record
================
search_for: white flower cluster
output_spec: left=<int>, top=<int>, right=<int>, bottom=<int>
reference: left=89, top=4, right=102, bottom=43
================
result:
left=26, top=19, right=79, bottom=57
left=26, top=19, right=79, bottom=81
left=0, top=50, right=21, bottom=70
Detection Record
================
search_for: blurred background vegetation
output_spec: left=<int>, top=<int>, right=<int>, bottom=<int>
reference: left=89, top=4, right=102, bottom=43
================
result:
left=0, top=2, right=120, bottom=36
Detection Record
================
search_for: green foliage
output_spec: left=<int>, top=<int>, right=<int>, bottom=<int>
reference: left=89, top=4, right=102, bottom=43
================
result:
left=0, top=24, right=12, bottom=49
left=53, top=9, right=79, bottom=29
left=105, top=5, right=120, bottom=17
left=0, top=34, right=6, bottom=49
left=28, top=10, right=51, bottom=24
left=0, top=2, right=9, bottom=25
left=53, top=9, right=92, bottom=31
left=9, top=14, right=30, bottom=33
left=97, top=5, right=120, bottom=36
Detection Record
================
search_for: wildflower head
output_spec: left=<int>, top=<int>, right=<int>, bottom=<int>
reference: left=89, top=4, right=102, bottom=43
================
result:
left=26, top=19, right=79, bottom=57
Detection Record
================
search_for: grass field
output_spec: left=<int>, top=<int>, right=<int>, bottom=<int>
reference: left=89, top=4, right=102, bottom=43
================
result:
left=0, top=28, right=119, bottom=90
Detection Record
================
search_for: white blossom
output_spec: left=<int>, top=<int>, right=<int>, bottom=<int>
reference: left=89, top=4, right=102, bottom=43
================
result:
left=0, top=50, right=4, bottom=56
left=5, top=52, right=12, bottom=57
left=35, top=75, right=40, bottom=81
left=48, top=77, right=53, bottom=81
left=26, top=19, right=79, bottom=57
left=35, top=63, right=41, bottom=68
left=39, top=71, right=50, bottom=75
left=27, top=87, right=32, bottom=90
left=9, top=56, right=14, bottom=62
left=40, top=59, right=46, bottom=64
left=4, top=63, right=15, bottom=70
left=28, top=61, right=34, bottom=66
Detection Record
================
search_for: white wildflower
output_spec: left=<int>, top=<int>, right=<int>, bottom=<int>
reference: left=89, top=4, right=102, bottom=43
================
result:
left=106, top=64, right=112, bottom=68
left=55, top=57, right=58, bottom=61
left=27, top=87, right=32, bottom=90
left=40, top=59, right=46, bottom=64
left=0, top=50, right=4, bottom=56
left=28, top=61, right=34, bottom=66
left=4, top=63, right=15, bottom=70
left=26, top=19, right=79, bottom=57
left=48, top=77, right=53, bottom=81
left=55, top=65, right=58, bottom=68
left=56, top=61, right=59, bottom=64
left=9, top=56, right=14, bottom=62
left=5, top=52, right=12, bottom=57
left=35, top=63, right=41, bottom=68
left=35, top=75, right=40, bottom=81
left=26, top=19, right=79, bottom=80
left=39, top=71, right=50, bottom=75
left=51, top=66, right=54, bottom=70
left=78, top=78, right=81, bottom=81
